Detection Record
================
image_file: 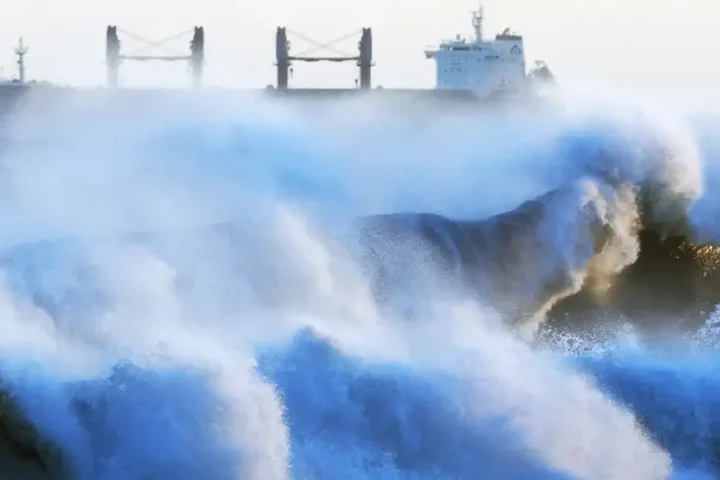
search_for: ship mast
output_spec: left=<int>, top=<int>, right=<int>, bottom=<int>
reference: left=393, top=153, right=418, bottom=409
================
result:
left=14, top=37, right=28, bottom=85
left=471, top=4, right=484, bottom=43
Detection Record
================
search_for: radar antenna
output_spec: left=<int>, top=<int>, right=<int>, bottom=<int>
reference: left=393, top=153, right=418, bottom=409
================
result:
left=471, top=3, right=484, bottom=43
left=14, top=37, right=28, bottom=85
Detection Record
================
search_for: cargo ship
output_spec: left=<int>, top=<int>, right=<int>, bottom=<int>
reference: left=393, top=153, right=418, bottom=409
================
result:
left=0, top=5, right=555, bottom=109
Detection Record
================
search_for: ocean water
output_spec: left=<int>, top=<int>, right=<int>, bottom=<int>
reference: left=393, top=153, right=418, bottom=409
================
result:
left=0, top=88, right=719, bottom=479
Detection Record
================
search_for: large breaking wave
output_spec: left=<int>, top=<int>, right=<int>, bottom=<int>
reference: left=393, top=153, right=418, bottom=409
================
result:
left=1, top=89, right=720, bottom=479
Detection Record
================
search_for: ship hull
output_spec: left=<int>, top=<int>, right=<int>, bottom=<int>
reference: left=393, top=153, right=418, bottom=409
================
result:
left=0, top=85, right=554, bottom=115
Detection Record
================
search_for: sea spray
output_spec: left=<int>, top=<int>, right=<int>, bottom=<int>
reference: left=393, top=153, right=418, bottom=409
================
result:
left=0, top=88, right=715, bottom=479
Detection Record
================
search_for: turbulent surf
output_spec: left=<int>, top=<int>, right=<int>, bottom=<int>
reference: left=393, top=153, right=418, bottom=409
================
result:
left=0, top=89, right=719, bottom=479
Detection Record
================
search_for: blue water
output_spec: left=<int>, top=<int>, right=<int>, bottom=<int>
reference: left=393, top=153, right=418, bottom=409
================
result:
left=0, top=90, right=719, bottom=479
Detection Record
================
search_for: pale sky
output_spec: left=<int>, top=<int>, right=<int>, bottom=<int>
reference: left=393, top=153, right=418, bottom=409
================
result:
left=0, top=0, right=717, bottom=100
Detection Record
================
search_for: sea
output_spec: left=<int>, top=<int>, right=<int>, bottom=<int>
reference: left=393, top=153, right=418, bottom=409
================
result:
left=0, top=86, right=718, bottom=479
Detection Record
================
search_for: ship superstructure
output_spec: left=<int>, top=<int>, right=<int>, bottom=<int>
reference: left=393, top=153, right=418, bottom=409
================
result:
left=425, top=6, right=552, bottom=98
